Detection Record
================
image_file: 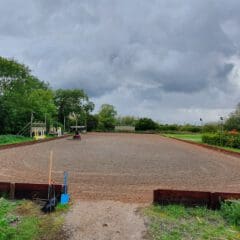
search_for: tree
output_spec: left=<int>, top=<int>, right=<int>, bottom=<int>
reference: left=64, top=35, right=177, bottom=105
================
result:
left=87, top=114, right=99, bottom=131
left=202, top=123, right=219, bottom=133
left=225, top=104, right=240, bottom=131
left=116, top=116, right=137, bottom=126
left=135, top=118, right=158, bottom=131
left=180, top=124, right=201, bottom=133
left=54, top=89, right=94, bottom=129
left=0, top=56, right=31, bottom=95
left=98, top=104, right=117, bottom=130
left=0, top=57, right=56, bottom=134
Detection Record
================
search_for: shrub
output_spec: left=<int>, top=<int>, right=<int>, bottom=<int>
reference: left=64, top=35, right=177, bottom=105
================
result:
left=180, top=124, right=201, bottom=133
left=202, top=123, right=219, bottom=133
left=135, top=118, right=158, bottom=131
left=202, top=133, right=240, bottom=149
left=158, top=124, right=180, bottom=132
left=221, top=200, right=240, bottom=226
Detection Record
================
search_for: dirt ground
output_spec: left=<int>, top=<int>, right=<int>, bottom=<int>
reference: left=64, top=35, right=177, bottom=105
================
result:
left=63, top=200, right=147, bottom=240
left=0, top=132, right=240, bottom=202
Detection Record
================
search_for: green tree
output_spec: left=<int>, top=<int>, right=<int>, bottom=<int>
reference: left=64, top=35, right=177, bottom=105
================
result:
left=87, top=114, right=99, bottom=131
left=116, top=116, right=137, bottom=126
left=54, top=89, right=94, bottom=129
left=98, top=104, right=117, bottom=130
left=0, top=57, right=56, bottom=134
left=0, top=56, right=31, bottom=94
left=180, top=124, right=201, bottom=133
left=202, top=123, right=219, bottom=133
left=225, top=104, right=240, bottom=131
left=135, top=118, right=158, bottom=131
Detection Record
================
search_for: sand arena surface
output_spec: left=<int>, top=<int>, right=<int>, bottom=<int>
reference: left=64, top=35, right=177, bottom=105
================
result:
left=0, top=132, right=240, bottom=202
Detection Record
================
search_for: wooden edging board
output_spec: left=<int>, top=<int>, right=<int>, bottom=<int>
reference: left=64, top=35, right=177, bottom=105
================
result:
left=154, top=189, right=240, bottom=209
left=0, top=181, right=63, bottom=200
left=163, top=135, right=240, bottom=158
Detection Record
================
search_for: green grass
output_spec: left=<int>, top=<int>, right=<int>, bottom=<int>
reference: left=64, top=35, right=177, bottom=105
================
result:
left=0, top=198, right=68, bottom=240
left=164, top=133, right=202, bottom=143
left=164, top=133, right=240, bottom=153
left=0, top=135, right=33, bottom=146
left=220, top=146, right=240, bottom=153
left=144, top=204, right=240, bottom=240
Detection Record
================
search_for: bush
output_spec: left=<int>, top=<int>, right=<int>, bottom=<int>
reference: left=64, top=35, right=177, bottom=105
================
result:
left=202, top=123, right=219, bottom=133
left=135, top=118, right=158, bottom=131
left=180, top=124, right=201, bottom=133
left=202, top=133, right=240, bottom=149
left=221, top=200, right=240, bottom=226
left=158, top=124, right=180, bottom=132
left=87, top=114, right=98, bottom=131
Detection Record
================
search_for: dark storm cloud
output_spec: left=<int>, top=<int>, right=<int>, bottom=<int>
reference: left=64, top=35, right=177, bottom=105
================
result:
left=0, top=0, right=240, bottom=122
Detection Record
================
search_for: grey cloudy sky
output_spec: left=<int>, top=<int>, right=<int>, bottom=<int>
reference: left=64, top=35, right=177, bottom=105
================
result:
left=0, top=0, right=240, bottom=123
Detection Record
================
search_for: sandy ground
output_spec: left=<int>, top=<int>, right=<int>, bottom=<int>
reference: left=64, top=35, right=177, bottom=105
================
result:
left=64, top=201, right=147, bottom=240
left=0, top=132, right=240, bottom=202
left=1, top=132, right=240, bottom=239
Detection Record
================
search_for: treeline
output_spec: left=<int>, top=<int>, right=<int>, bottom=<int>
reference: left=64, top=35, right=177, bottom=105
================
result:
left=93, top=106, right=240, bottom=134
left=1, top=56, right=239, bottom=135
left=0, top=57, right=94, bottom=134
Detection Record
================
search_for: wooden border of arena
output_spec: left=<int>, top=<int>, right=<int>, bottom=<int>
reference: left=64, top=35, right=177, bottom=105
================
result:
left=153, top=189, right=240, bottom=209
left=163, top=135, right=240, bottom=158
left=0, top=181, right=63, bottom=200
left=0, top=134, right=71, bottom=151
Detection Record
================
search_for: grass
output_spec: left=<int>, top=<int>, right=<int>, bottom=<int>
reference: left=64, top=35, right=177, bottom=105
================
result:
left=144, top=204, right=240, bottom=240
left=164, top=133, right=240, bottom=153
left=164, top=133, right=202, bottom=143
left=0, top=135, right=33, bottom=146
left=0, top=198, right=68, bottom=240
left=0, top=134, right=62, bottom=147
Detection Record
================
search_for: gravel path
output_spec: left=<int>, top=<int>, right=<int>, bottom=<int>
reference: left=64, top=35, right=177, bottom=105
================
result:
left=0, top=132, right=240, bottom=202
left=64, top=201, right=147, bottom=240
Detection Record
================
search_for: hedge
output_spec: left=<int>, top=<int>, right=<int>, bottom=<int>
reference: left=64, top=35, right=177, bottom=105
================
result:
left=202, top=133, right=240, bottom=149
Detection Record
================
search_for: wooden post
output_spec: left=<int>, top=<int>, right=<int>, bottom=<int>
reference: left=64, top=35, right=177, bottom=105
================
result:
left=30, top=112, right=33, bottom=137
left=9, top=183, right=15, bottom=200
left=48, top=151, right=53, bottom=185
left=48, top=151, right=53, bottom=199
left=64, top=116, right=66, bottom=133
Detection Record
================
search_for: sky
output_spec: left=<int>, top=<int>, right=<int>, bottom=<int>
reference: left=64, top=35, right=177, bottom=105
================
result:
left=0, top=0, right=240, bottom=124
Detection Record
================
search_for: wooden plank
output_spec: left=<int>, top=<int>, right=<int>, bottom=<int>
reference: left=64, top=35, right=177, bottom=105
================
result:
left=153, top=189, right=240, bottom=209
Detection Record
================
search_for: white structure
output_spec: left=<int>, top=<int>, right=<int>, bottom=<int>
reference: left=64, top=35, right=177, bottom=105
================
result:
left=31, top=122, right=46, bottom=140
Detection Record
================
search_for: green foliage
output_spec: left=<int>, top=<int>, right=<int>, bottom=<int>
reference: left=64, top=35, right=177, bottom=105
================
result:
left=225, top=103, right=240, bottom=131
left=0, top=198, right=68, bottom=240
left=0, top=57, right=56, bottom=134
left=202, top=133, right=240, bottom=149
left=164, top=133, right=202, bottom=143
left=98, top=104, right=117, bottom=130
left=54, top=89, right=94, bottom=129
left=202, top=123, right=219, bottom=133
left=87, top=114, right=99, bottom=131
left=0, top=57, right=30, bottom=94
left=158, top=124, right=203, bottom=133
left=135, top=118, right=158, bottom=131
left=179, top=124, right=201, bottom=133
left=144, top=204, right=240, bottom=240
left=0, top=135, right=32, bottom=145
left=55, top=203, right=70, bottom=212
left=221, top=200, right=240, bottom=226
left=0, top=56, right=94, bottom=135
left=116, top=116, right=137, bottom=126
left=0, top=198, right=39, bottom=240
left=158, top=124, right=180, bottom=132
